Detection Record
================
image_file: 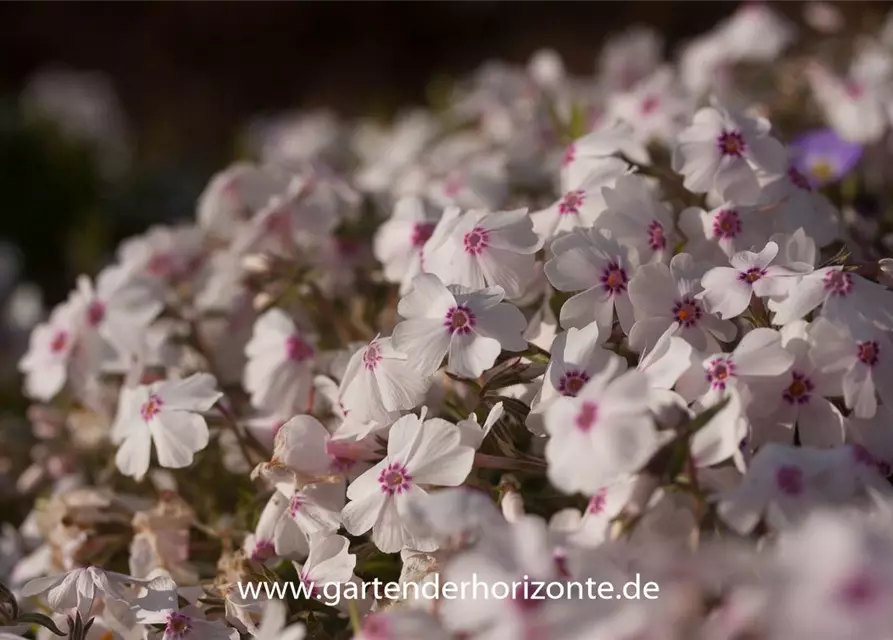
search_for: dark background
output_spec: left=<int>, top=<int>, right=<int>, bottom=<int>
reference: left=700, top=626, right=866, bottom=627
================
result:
left=0, top=1, right=865, bottom=302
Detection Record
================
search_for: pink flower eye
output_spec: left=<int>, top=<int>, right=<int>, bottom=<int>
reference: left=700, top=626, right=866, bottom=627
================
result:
left=411, top=222, right=436, bottom=248
left=775, top=465, right=804, bottom=496
left=50, top=330, right=68, bottom=354
left=738, top=267, right=765, bottom=284
left=575, top=401, right=599, bottom=432
left=717, top=130, right=746, bottom=157
left=712, top=209, right=742, bottom=239
left=286, top=334, right=315, bottom=362
left=857, top=340, right=879, bottom=367
left=558, top=370, right=590, bottom=397
left=378, top=461, right=413, bottom=495
left=139, top=393, right=164, bottom=423
left=444, top=304, right=476, bottom=335
left=558, top=190, right=585, bottom=216
left=823, top=270, right=853, bottom=296
left=87, top=301, right=105, bottom=327
left=672, top=296, right=703, bottom=327
left=463, top=227, right=490, bottom=255
left=363, top=343, right=383, bottom=371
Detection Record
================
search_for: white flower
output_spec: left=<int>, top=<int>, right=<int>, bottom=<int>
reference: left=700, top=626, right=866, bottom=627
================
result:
left=197, top=162, right=285, bottom=240
left=560, top=119, right=649, bottom=192
left=251, top=600, right=306, bottom=640
left=680, top=327, right=794, bottom=406
left=679, top=202, right=774, bottom=260
left=116, top=224, right=205, bottom=289
left=771, top=267, right=893, bottom=331
left=293, top=533, right=356, bottom=599
left=244, top=308, right=317, bottom=414
left=599, top=26, right=663, bottom=91
left=598, top=174, right=677, bottom=264
left=111, top=373, right=223, bottom=481
left=21, top=566, right=137, bottom=622
left=422, top=207, right=541, bottom=299
left=543, top=358, right=661, bottom=494
left=605, top=66, right=692, bottom=145
left=747, top=321, right=845, bottom=448
left=716, top=444, right=843, bottom=533
left=628, top=253, right=736, bottom=353
left=341, top=409, right=474, bottom=553
left=373, top=196, right=441, bottom=294
left=18, top=297, right=82, bottom=401
left=337, top=336, right=429, bottom=425
left=698, top=241, right=799, bottom=320
left=544, top=228, right=637, bottom=335
left=135, top=576, right=238, bottom=640
left=530, top=158, right=627, bottom=243
left=759, top=166, right=841, bottom=247
left=392, top=274, right=527, bottom=379
left=672, top=102, right=787, bottom=205
left=806, top=53, right=892, bottom=144
left=809, top=318, right=893, bottom=419
left=527, top=321, right=626, bottom=434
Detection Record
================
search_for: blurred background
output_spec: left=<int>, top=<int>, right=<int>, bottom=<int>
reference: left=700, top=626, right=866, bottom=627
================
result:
left=0, top=1, right=879, bottom=307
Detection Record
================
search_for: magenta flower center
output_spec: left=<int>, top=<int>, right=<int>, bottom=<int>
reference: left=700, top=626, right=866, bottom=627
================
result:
left=140, top=393, right=164, bottom=423
left=87, top=301, right=106, bottom=327
left=717, top=130, right=746, bottom=157
left=672, top=296, right=703, bottom=328
left=705, top=357, right=736, bottom=390
left=588, top=488, right=607, bottom=514
left=641, top=96, right=660, bottom=114
left=857, top=340, right=879, bottom=367
left=562, top=144, right=576, bottom=167
left=712, top=209, right=742, bottom=239
left=289, top=494, right=305, bottom=518
left=165, top=612, right=192, bottom=639
left=50, top=330, right=69, bottom=355
left=646, top=220, right=666, bottom=251
left=558, top=370, right=590, bottom=397
left=250, top=539, right=275, bottom=562
left=463, top=226, right=490, bottom=255
left=775, top=465, right=804, bottom=496
left=558, top=190, right=585, bottom=216
left=738, top=267, right=766, bottom=284
left=445, top=304, right=476, bottom=335
left=783, top=371, right=814, bottom=405
left=575, top=401, right=599, bottom=432
left=362, top=343, right=383, bottom=371
left=600, top=261, right=628, bottom=295
left=410, top=222, right=436, bottom=249
left=379, top=461, right=412, bottom=495
left=838, top=571, right=880, bottom=609
left=823, top=270, right=853, bottom=296
left=787, top=166, right=812, bottom=192
left=286, top=334, right=315, bottom=362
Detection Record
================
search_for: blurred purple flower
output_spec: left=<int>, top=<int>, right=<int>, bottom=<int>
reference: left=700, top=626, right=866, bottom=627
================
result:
left=789, top=128, right=862, bottom=188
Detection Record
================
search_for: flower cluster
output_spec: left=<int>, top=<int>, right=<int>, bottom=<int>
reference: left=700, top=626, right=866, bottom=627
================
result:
left=5, top=3, right=893, bottom=640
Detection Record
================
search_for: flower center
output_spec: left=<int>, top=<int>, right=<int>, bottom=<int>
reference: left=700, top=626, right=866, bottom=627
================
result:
left=823, top=270, right=853, bottom=296
left=50, top=330, right=69, bottom=354
left=787, top=166, right=812, bottom=192
left=705, top=357, right=736, bottom=390
left=165, top=612, right=192, bottom=639
left=783, top=371, right=814, bottom=405
left=139, top=393, right=164, bottom=423
left=641, top=95, right=659, bottom=114
left=562, top=144, right=576, bottom=167
left=444, top=304, right=476, bottom=335
left=289, top=494, right=305, bottom=518
left=600, top=261, right=628, bottom=295
left=838, top=572, right=880, bottom=609
left=250, top=539, right=275, bottom=563
left=558, top=370, right=590, bottom=397
left=575, top=401, right=599, bottom=432
left=672, top=296, right=703, bottom=328
left=775, top=465, right=804, bottom=496
left=809, top=159, right=835, bottom=183
left=845, top=81, right=865, bottom=100
left=410, top=222, right=436, bottom=249
left=646, top=220, right=666, bottom=251
left=378, top=461, right=412, bottom=496
left=857, top=340, right=879, bottom=367
left=558, top=190, right=585, bottom=216
left=717, top=130, right=746, bottom=157
left=147, top=253, right=175, bottom=277
left=738, top=267, right=765, bottom=284
left=87, top=301, right=106, bottom=327
left=443, top=172, right=465, bottom=198
left=463, top=226, right=490, bottom=255
left=286, top=334, right=315, bottom=362
left=712, top=209, right=742, bottom=239
left=851, top=443, right=875, bottom=468
left=362, top=343, right=383, bottom=371
left=587, top=488, right=607, bottom=514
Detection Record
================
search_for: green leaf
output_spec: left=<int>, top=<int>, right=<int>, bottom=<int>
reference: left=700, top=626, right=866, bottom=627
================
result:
left=15, top=612, right=67, bottom=636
